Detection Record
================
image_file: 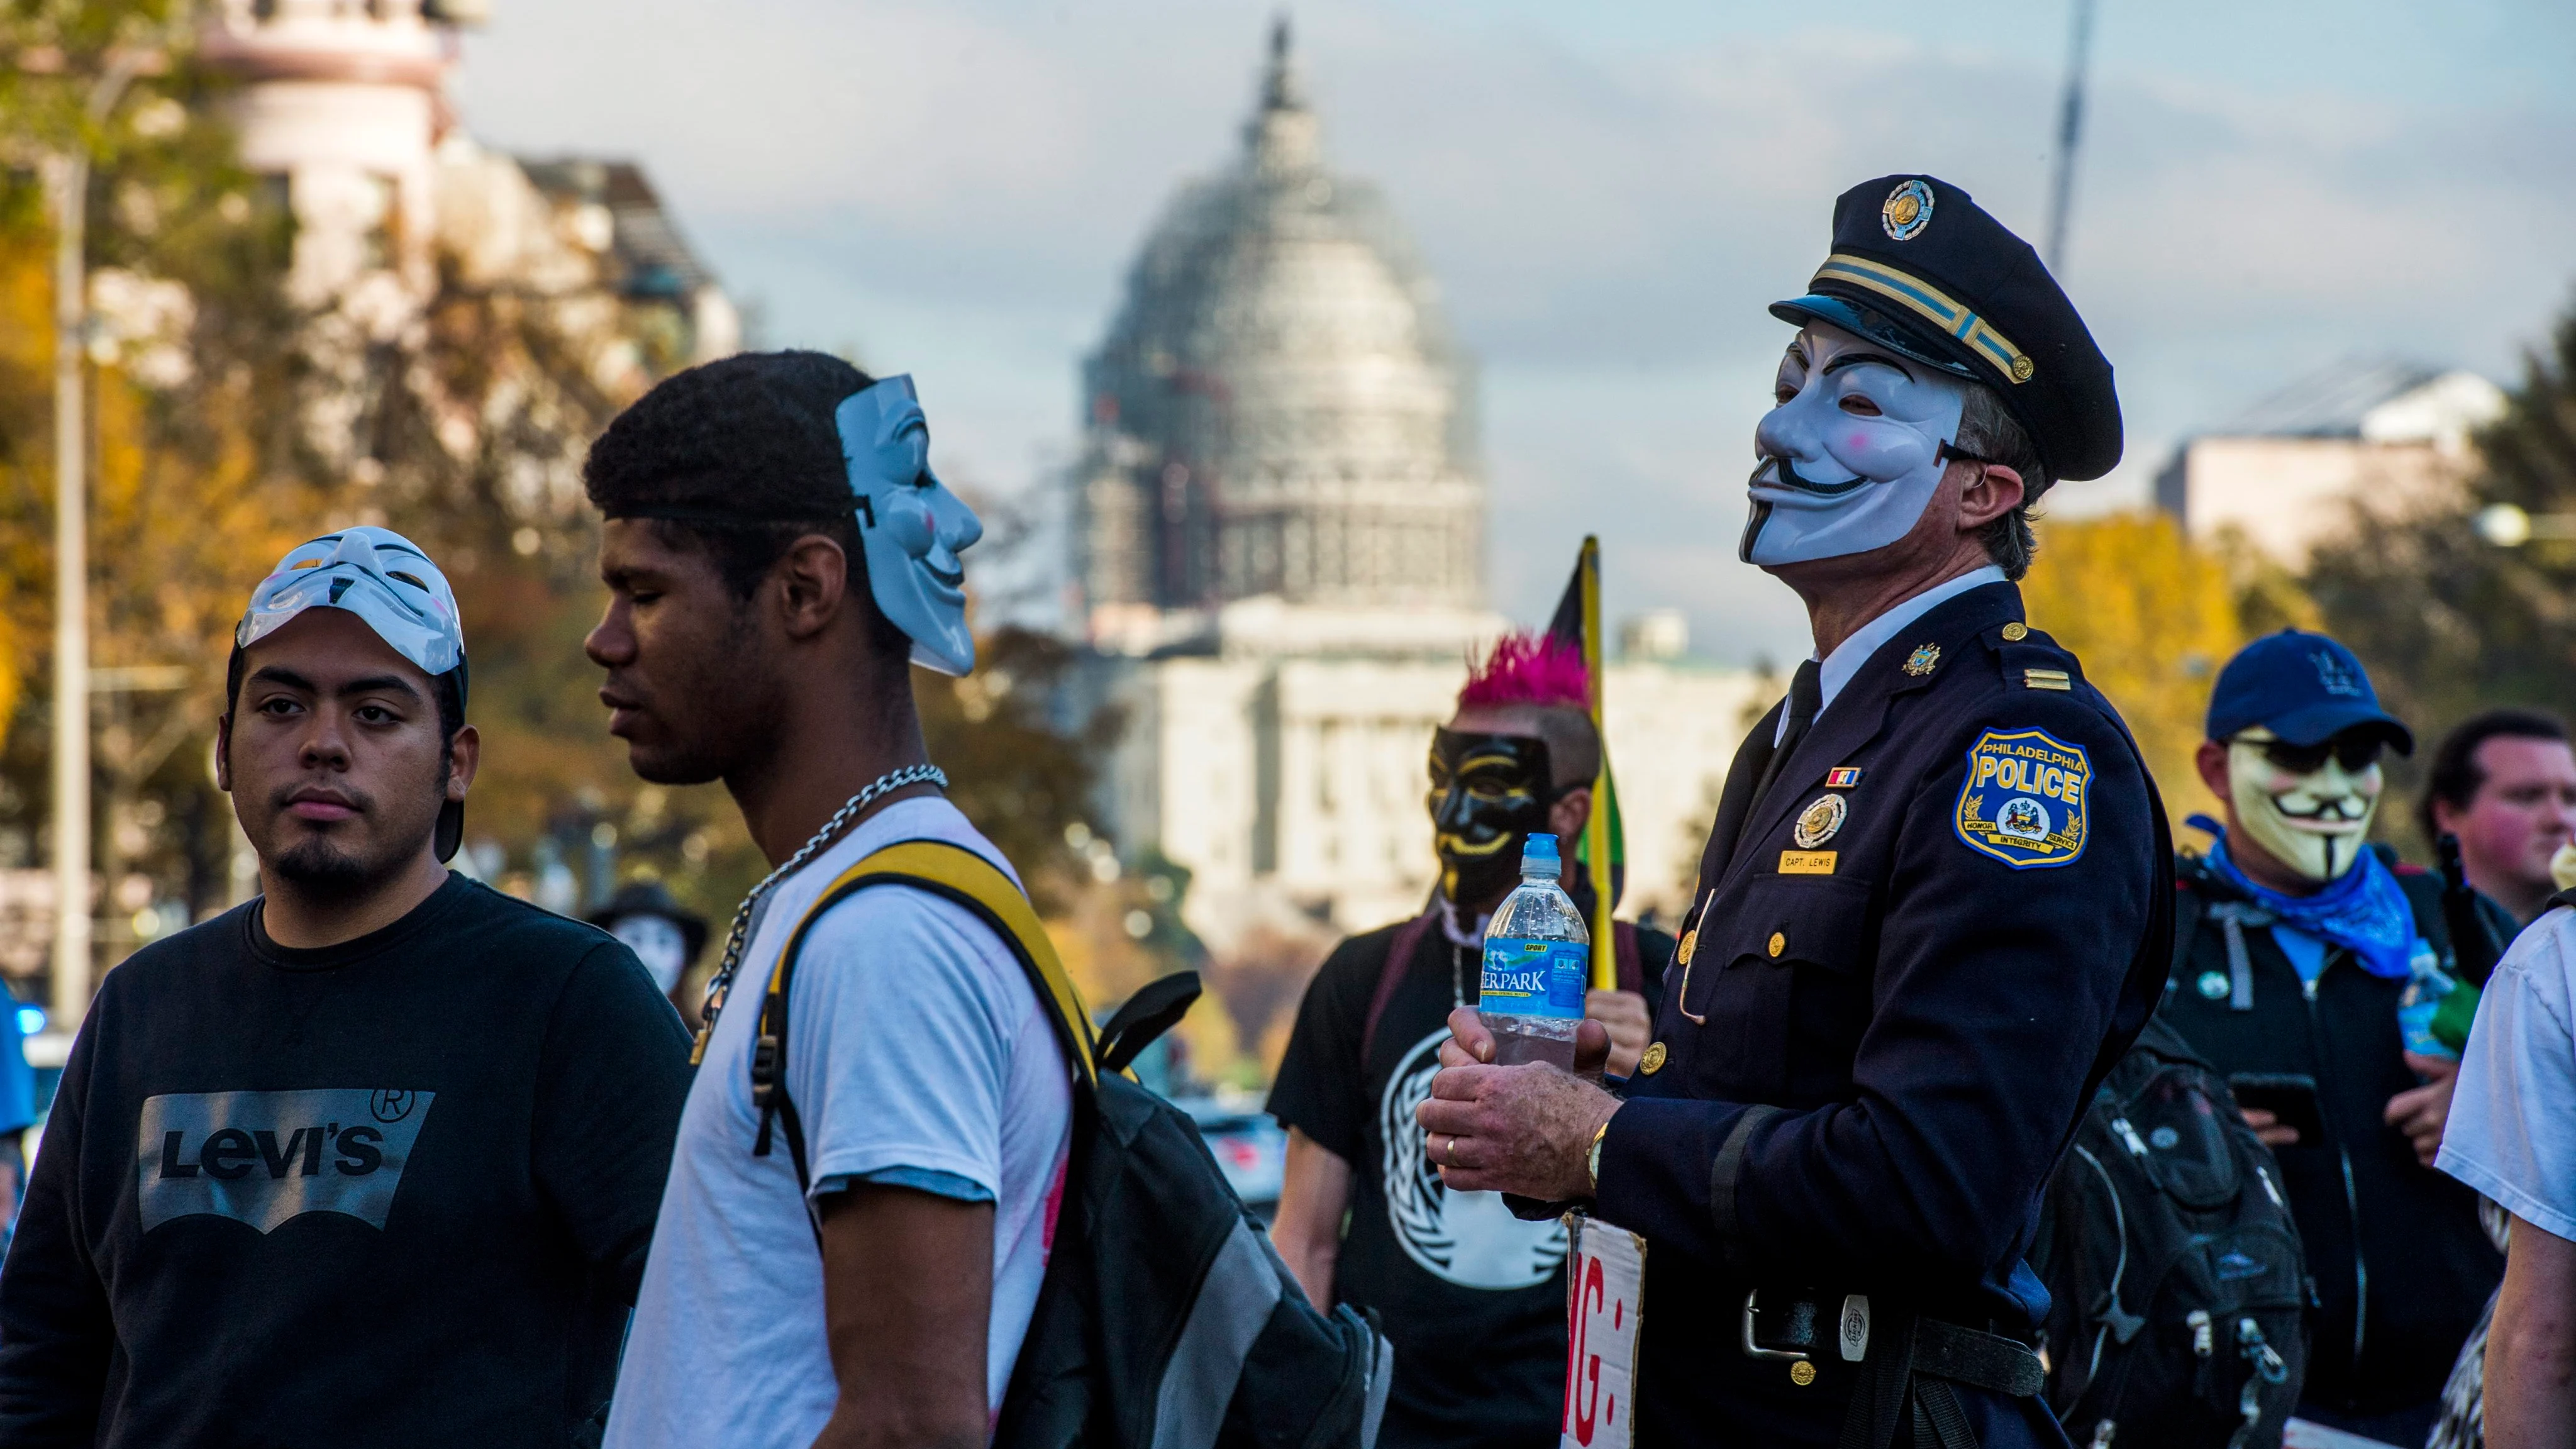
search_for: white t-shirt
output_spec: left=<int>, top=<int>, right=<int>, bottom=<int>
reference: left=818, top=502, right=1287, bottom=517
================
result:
left=2436, top=903, right=2576, bottom=1243
left=604, top=797, right=1074, bottom=1448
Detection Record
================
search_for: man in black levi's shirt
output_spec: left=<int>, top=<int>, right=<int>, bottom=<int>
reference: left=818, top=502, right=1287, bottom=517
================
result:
left=0, top=528, right=691, bottom=1448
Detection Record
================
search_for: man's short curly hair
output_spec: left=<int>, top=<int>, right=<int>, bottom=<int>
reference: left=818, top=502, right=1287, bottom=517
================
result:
left=584, top=350, right=874, bottom=599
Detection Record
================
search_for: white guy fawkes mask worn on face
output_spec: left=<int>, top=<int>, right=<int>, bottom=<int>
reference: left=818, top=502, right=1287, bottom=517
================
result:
left=835, top=375, right=985, bottom=677
left=611, top=914, right=690, bottom=995
left=2227, top=726, right=2385, bottom=882
left=1741, top=322, right=1975, bottom=567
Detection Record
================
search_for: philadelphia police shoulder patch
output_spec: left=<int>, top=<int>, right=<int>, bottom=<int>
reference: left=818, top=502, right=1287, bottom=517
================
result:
left=1953, top=726, right=2091, bottom=870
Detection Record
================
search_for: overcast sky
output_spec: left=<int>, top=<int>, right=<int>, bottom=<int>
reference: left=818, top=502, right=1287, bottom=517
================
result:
left=454, top=0, right=2576, bottom=667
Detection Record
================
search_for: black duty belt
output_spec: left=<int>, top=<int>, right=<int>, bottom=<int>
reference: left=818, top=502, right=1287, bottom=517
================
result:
left=1741, top=1291, right=2043, bottom=1449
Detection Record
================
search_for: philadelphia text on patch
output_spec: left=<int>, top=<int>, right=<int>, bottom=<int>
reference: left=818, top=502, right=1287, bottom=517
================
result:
left=1952, top=727, right=2091, bottom=869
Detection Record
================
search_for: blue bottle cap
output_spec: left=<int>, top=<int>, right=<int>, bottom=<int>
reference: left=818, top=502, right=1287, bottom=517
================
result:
left=1521, top=833, right=1563, bottom=878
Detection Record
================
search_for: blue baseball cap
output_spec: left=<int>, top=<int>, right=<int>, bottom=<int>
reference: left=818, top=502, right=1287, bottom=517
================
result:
left=2205, top=630, right=2414, bottom=755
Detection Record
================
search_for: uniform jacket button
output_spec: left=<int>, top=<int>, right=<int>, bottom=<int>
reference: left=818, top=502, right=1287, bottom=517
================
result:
left=1767, top=931, right=1786, bottom=958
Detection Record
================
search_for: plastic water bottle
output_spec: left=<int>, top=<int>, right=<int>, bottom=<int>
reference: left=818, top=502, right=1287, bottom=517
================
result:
left=1479, top=834, right=1591, bottom=1071
left=2396, top=939, right=2462, bottom=1063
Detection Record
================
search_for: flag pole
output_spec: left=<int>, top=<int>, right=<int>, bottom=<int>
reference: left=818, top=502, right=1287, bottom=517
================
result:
left=1580, top=537, right=1615, bottom=990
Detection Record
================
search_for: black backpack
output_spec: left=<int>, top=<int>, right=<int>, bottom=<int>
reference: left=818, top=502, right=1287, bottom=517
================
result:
left=747, top=839, right=1394, bottom=1449
left=2031, top=1011, right=2310, bottom=1449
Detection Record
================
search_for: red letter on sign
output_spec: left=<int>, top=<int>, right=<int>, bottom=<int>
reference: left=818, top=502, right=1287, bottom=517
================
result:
left=1566, top=1248, right=1587, bottom=1433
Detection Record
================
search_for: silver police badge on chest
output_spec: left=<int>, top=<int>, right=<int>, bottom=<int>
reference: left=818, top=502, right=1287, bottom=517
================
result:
left=1794, top=794, right=1848, bottom=849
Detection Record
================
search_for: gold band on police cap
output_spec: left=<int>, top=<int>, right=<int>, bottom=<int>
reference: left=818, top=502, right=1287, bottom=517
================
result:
left=1810, top=252, right=2035, bottom=386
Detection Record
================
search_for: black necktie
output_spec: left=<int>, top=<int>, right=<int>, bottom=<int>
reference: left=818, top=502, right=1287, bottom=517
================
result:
left=1738, top=659, right=1824, bottom=847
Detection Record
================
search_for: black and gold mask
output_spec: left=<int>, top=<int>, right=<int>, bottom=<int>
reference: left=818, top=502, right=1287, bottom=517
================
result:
left=1428, top=728, right=1555, bottom=906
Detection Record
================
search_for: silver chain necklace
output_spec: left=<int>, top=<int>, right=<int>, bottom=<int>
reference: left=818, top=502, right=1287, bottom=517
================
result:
left=690, top=762, right=947, bottom=1061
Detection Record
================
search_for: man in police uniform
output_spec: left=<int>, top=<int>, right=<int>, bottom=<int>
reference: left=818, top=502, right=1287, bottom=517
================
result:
left=1419, top=175, right=2173, bottom=1448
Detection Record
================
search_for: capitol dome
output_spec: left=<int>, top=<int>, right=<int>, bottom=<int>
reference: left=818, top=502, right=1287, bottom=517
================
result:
left=1075, top=21, right=1484, bottom=643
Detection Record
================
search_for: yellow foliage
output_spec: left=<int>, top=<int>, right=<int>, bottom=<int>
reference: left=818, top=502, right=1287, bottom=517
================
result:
left=0, top=225, right=324, bottom=930
left=2021, top=512, right=2246, bottom=827
left=0, top=231, right=52, bottom=751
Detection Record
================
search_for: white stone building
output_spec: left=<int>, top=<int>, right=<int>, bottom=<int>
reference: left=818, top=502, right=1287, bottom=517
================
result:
left=2155, top=360, right=2507, bottom=565
left=197, top=0, right=738, bottom=465
left=1073, top=26, right=1760, bottom=957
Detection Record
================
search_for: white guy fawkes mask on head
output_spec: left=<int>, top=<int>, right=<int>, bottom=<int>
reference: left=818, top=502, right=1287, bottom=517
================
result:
left=835, top=375, right=985, bottom=677
left=2227, top=726, right=2385, bottom=882
left=1741, top=322, right=1975, bottom=567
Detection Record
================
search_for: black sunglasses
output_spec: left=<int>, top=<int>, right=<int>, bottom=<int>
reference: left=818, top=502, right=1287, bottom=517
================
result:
left=2247, top=735, right=2384, bottom=775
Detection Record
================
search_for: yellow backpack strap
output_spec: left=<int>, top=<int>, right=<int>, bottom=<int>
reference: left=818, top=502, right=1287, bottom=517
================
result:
left=749, top=840, right=1099, bottom=1184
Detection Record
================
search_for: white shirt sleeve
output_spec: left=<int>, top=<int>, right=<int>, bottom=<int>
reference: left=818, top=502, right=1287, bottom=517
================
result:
left=2436, top=908, right=2576, bottom=1243
left=780, top=886, right=1027, bottom=1204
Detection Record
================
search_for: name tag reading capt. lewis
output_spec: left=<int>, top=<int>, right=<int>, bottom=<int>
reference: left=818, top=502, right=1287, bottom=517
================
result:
left=1561, top=1213, right=1646, bottom=1449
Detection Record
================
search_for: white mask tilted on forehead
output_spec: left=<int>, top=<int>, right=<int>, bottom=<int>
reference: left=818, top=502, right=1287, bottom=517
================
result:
left=2227, top=727, right=2385, bottom=882
left=1741, top=323, right=1974, bottom=567
left=238, top=525, right=463, bottom=675
left=836, top=375, right=985, bottom=677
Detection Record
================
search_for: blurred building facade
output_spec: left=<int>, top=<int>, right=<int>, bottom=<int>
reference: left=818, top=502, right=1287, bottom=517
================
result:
left=1074, top=26, right=1755, bottom=959
left=198, top=0, right=738, bottom=470
left=2156, top=360, right=2506, bottom=565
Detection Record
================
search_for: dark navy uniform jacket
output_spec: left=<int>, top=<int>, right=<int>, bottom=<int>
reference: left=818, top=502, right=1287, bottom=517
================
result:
left=1592, top=580, right=2172, bottom=1447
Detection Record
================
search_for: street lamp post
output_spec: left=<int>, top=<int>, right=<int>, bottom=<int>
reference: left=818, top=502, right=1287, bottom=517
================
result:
left=47, top=144, right=91, bottom=1033
left=46, top=49, right=153, bottom=1032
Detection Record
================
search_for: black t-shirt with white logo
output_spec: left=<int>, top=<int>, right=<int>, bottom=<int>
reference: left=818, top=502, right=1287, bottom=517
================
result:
left=1268, top=921, right=1577, bottom=1449
left=0, top=875, right=693, bottom=1447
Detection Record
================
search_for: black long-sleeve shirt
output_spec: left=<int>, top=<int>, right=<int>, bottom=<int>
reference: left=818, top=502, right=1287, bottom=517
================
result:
left=0, top=874, right=694, bottom=1447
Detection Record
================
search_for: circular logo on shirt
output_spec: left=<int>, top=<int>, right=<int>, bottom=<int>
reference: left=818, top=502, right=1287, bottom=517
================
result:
left=1379, top=1026, right=1568, bottom=1289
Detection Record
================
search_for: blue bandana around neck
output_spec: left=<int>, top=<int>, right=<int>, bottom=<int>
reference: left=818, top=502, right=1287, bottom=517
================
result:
left=2189, top=816, right=2415, bottom=979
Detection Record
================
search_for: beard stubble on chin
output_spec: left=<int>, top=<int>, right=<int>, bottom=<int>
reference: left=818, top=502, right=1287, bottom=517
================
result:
left=628, top=609, right=785, bottom=787
left=252, top=745, right=450, bottom=899
left=268, top=834, right=377, bottom=895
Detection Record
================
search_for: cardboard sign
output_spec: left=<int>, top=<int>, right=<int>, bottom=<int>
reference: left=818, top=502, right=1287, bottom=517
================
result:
left=1560, top=1213, right=1646, bottom=1449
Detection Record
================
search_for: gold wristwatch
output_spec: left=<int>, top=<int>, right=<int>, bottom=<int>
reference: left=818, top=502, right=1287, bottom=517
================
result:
left=1587, top=1120, right=1610, bottom=1194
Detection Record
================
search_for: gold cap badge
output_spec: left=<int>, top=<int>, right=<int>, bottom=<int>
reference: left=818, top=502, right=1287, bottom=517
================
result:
left=1880, top=179, right=1935, bottom=242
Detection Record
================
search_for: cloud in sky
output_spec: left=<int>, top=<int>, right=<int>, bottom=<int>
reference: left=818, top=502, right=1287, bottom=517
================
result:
left=453, top=0, right=2576, bottom=665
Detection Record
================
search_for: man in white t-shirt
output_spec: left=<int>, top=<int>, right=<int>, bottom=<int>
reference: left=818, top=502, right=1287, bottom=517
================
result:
left=580, top=351, right=1070, bottom=1449
left=2436, top=894, right=2576, bottom=1449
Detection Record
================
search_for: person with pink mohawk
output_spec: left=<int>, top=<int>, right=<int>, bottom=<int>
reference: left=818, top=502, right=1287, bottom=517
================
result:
left=1264, top=630, right=1672, bottom=1449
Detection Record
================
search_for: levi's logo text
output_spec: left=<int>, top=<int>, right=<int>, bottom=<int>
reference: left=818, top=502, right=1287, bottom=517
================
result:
left=1953, top=727, right=2091, bottom=870
left=135, top=1089, right=436, bottom=1234
left=1481, top=938, right=1589, bottom=1021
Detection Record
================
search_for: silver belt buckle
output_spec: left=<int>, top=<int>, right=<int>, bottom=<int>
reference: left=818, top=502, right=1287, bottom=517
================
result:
left=1740, top=1289, right=1811, bottom=1363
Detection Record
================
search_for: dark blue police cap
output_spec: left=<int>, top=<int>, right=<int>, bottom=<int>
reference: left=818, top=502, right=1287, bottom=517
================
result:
left=2205, top=630, right=2414, bottom=755
left=1770, top=175, right=2123, bottom=483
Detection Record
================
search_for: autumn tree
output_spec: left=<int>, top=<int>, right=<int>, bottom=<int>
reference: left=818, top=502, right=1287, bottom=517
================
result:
left=2306, top=299, right=2576, bottom=828
left=2020, top=511, right=2246, bottom=827
left=0, top=5, right=321, bottom=982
